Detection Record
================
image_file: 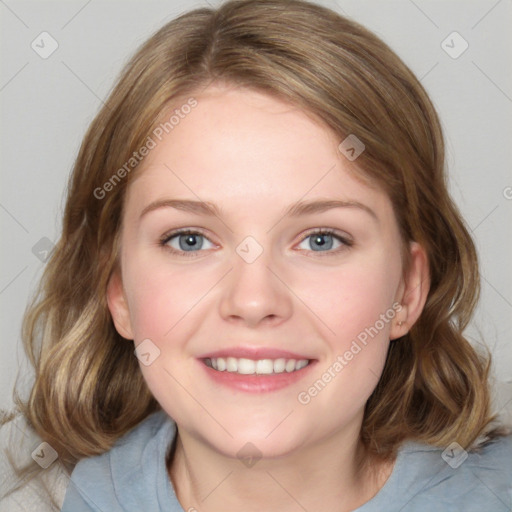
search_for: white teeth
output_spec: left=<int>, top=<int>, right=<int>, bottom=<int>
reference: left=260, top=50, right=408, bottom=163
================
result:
left=256, top=359, right=274, bottom=374
left=285, top=359, right=296, bottom=372
left=226, top=357, right=237, bottom=372
left=206, top=357, right=310, bottom=374
left=273, top=358, right=286, bottom=373
left=296, top=360, right=309, bottom=370
left=237, top=358, right=256, bottom=374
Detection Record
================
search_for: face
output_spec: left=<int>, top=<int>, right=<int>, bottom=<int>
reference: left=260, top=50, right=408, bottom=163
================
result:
left=108, top=83, right=425, bottom=460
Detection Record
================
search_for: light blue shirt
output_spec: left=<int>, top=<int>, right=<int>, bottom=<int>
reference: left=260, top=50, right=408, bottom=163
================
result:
left=61, top=411, right=512, bottom=511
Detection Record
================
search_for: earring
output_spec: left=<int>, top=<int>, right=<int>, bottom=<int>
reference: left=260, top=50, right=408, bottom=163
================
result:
left=397, top=321, right=404, bottom=327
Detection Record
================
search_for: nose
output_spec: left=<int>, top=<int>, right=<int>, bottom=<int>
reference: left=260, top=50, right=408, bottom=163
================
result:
left=218, top=244, right=293, bottom=328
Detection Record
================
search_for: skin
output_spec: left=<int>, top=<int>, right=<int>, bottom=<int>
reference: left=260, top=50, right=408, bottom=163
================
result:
left=107, top=83, right=430, bottom=512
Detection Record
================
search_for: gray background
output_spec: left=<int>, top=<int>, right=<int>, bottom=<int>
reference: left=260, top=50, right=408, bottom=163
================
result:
left=1, top=0, right=511, bottom=420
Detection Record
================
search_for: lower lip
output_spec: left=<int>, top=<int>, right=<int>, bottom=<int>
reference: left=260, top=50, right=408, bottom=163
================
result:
left=199, top=359, right=316, bottom=393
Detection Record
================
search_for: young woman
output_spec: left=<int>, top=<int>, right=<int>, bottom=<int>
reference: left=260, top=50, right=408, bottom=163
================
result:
left=2, top=0, right=511, bottom=510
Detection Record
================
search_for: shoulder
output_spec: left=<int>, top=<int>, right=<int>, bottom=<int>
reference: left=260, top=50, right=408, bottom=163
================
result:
left=400, top=432, right=512, bottom=468
left=61, top=410, right=176, bottom=511
left=464, top=434, right=512, bottom=472
left=0, top=412, right=69, bottom=512
left=396, top=435, right=512, bottom=510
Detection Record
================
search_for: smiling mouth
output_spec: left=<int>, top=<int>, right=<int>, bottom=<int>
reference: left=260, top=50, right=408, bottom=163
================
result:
left=203, top=357, right=311, bottom=375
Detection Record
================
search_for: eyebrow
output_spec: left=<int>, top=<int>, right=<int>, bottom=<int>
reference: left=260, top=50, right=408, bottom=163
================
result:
left=139, top=198, right=378, bottom=222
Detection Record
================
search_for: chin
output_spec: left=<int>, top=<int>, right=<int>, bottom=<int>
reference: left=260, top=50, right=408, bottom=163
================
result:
left=206, top=423, right=307, bottom=461
left=225, top=438, right=299, bottom=463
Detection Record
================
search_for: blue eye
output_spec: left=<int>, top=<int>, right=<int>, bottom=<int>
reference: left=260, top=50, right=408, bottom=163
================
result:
left=297, top=229, right=352, bottom=256
left=160, top=229, right=214, bottom=257
left=160, top=228, right=352, bottom=258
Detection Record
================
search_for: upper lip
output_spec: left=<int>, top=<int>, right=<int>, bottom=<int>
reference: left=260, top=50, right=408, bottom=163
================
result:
left=198, top=347, right=313, bottom=360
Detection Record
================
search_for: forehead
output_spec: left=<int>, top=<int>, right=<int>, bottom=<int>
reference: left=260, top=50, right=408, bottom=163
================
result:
left=125, top=86, right=389, bottom=219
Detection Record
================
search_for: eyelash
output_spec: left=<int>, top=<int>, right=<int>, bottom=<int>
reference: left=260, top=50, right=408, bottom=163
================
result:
left=159, top=228, right=353, bottom=258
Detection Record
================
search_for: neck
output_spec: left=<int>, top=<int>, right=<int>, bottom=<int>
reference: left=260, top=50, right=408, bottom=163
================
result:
left=167, top=424, right=394, bottom=512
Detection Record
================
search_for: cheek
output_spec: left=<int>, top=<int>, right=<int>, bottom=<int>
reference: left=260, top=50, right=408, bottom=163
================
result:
left=302, top=258, right=400, bottom=345
left=302, top=260, right=399, bottom=395
left=126, top=277, right=170, bottom=340
left=123, top=257, right=204, bottom=412
left=123, top=252, right=208, bottom=341
left=294, top=268, right=399, bottom=417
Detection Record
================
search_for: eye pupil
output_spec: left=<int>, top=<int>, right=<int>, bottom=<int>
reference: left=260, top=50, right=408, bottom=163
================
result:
left=311, top=233, right=333, bottom=251
left=180, top=233, right=202, bottom=250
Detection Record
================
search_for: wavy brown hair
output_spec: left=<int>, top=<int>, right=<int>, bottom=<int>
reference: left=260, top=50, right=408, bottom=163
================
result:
left=5, top=0, right=509, bottom=500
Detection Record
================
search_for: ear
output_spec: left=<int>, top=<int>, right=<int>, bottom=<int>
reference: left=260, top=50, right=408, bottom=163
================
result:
left=389, top=241, right=430, bottom=340
left=106, top=267, right=134, bottom=340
